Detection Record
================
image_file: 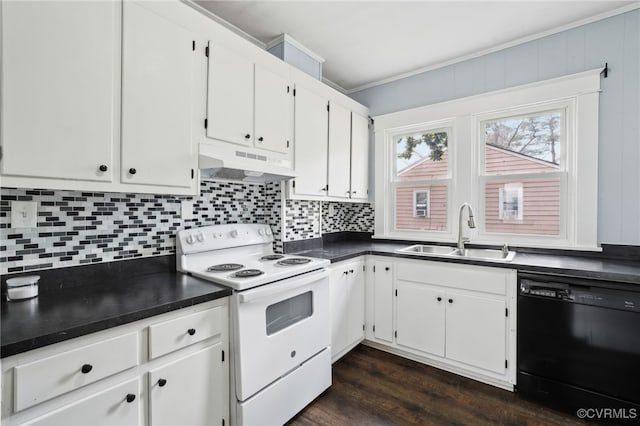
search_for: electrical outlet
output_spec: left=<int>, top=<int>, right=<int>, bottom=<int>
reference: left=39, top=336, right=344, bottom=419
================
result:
left=328, top=204, right=336, bottom=216
left=11, top=201, right=37, bottom=228
left=181, top=201, right=194, bottom=220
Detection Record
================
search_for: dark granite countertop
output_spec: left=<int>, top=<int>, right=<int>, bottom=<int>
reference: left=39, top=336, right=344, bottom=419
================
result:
left=293, top=240, right=640, bottom=285
left=1, top=256, right=231, bottom=358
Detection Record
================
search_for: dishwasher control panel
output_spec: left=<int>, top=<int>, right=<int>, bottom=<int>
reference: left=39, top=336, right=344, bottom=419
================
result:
left=520, top=278, right=640, bottom=312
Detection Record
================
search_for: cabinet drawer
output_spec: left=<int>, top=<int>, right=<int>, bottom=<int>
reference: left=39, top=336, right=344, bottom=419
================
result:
left=395, top=260, right=510, bottom=295
left=148, top=306, right=223, bottom=359
left=24, top=378, right=140, bottom=426
left=14, top=333, right=138, bottom=412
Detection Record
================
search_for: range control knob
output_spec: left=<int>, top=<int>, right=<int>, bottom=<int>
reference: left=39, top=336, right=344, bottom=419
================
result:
left=215, top=233, right=223, bottom=239
left=196, top=232, right=205, bottom=242
left=258, top=228, right=265, bottom=236
left=185, top=235, right=194, bottom=245
left=230, top=230, right=239, bottom=238
left=265, top=228, right=272, bottom=236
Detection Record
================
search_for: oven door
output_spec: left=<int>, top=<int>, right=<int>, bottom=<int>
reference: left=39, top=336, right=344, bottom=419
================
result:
left=233, top=268, right=330, bottom=401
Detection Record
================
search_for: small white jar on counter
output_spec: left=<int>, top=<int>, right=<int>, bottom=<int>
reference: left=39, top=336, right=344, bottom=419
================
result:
left=6, top=275, right=40, bottom=301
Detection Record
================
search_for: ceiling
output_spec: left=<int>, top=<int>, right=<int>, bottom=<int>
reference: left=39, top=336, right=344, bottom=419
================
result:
left=194, top=1, right=636, bottom=93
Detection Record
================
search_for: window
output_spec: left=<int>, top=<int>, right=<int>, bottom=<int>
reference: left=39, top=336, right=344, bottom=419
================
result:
left=414, top=190, right=430, bottom=217
left=390, top=124, right=452, bottom=232
left=498, top=183, right=523, bottom=221
left=478, top=105, right=567, bottom=237
left=374, top=69, right=601, bottom=249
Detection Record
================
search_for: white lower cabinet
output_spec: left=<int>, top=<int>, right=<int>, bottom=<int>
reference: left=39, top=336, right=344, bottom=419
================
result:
left=149, top=344, right=225, bottom=426
left=1, top=299, right=228, bottom=426
left=396, top=281, right=445, bottom=357
left=366, top=256, right=516, bottom=390
left=371, top=260, right=394, bottom=343
left=444, top=291, right=506, bottom=374
left=24, top=379, right=141, bottom=426
left=329, top=258, right=365, bottom=362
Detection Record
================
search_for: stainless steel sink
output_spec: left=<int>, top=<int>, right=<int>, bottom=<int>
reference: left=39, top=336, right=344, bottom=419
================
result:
left=396, top=245, right=456, bottom=255
left=396, top=245, right=516, bottom=262
left=449, top=248, right=516, bottom=262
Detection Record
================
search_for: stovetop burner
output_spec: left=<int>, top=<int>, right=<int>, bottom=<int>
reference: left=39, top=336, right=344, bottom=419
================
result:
left=260, top=254, right=285, bottom=261
left=207, top=263, right=244, bottom=272
left=277, top=258, right=312, bottom=266
left=234, top=269, right=265, bottom=278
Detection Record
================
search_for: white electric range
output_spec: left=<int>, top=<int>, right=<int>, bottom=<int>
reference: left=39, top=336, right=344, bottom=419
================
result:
left=177, top=224, right=331, bottom=426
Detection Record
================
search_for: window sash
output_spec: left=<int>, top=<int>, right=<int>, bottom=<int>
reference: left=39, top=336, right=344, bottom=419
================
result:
left=391, top=180, right=451, bottom=233
left=477, top=102, right=570, bottom=176
left=477, top=172, right=568, bottom=241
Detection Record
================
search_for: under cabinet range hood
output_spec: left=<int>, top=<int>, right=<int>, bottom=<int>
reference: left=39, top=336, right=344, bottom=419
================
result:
left=198, top=143, right=296, bottom=183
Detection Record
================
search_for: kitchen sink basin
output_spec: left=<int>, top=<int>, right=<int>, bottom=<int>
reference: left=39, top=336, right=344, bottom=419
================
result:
left=450, top=248, right=516, bottom=262
left=396, top=245, right=516, bottom=262
left=396, top=244, right=456, bottom=255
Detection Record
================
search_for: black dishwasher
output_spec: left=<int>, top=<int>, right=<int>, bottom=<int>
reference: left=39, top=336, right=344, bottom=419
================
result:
left=517, top=273, right=640, bottom=413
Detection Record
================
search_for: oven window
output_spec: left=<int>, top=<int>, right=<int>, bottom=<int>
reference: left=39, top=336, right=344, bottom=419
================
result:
left=265, top=291, right=313, bottom=335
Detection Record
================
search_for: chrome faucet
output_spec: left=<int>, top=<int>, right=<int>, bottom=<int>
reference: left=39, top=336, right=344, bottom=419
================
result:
left=457, top=203, right=476, bottom=251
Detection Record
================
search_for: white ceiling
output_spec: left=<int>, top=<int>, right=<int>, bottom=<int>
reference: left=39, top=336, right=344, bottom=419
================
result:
left=194, top=1, right=636, bottom=92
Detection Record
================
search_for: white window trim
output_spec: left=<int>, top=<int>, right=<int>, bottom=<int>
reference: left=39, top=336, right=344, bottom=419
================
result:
left=374, top=68, right=601, bottom=250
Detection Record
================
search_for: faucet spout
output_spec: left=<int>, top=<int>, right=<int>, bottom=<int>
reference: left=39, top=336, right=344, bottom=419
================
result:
left=457, top=203, right=476, bottom=251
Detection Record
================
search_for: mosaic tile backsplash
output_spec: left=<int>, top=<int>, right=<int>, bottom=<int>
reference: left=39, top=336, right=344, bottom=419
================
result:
left=1, top=181, right=374, bottom=274
left=0, top=181, right=280, bottom=274
left=322, top=202, right=374, bottom=234
left=284, top=200, right=321, bottom=241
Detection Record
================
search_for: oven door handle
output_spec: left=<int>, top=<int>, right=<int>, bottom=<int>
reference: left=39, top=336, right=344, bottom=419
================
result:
left=238, top=269, right=328, bottom=303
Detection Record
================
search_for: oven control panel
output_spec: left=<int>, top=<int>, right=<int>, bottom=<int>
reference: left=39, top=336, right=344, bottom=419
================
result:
left=177, top=224, right=274, bottom=254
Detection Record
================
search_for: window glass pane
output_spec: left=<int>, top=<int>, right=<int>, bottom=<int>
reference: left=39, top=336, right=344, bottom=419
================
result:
left=396, top=185, right=447, bottom=231
left=483, top=110, right=561, bottom=174
left=395, top=131, right=448, bottom=180
left=266, top=291, right=312, bottom=335
left=484, top=178, right=561, bottom=235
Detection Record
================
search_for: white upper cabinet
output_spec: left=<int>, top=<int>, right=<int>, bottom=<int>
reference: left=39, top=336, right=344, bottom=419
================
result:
left=121, top=1, right=200, bottom=190
left=286, top=71, right=370, bottom=203
left=206, top=44, right=254, bottom=147
left=350, top=112, right=370, bottom=200
left=1, top=0, right=119, bottom=182
left=254, top=65, right=291, bottom=154
left=291, top=86, right=329, bottom=197
left=327, top=102, right=352, bottom=199
left=206, top=45, right=291, bottom=154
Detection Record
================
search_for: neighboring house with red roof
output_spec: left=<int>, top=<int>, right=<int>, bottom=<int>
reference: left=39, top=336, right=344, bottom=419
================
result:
left=395, top=144, right=560, bottom=235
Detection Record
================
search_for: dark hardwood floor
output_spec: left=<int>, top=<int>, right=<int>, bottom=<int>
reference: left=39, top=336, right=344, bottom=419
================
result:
left=288, top=345, right=596, bottom=426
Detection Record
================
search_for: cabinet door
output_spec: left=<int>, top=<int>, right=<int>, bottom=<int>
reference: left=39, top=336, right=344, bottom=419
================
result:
left=350, top=112, right=370, bottom=200
left=1, top=1, right=118, bottom=182
left=372, top=261, right=394, bottom=343
left=329, top=265, right=350, bottom=358
left=254, top=65, right=290, bottom=154
left=347, top=260, right=366, bottom=346
left=396, top=281, right=445, bottom=357
left=25, top=379, right=140, bottom=426
left=445, top=291, right=506, bottom=374
left=149, top=344, right=226, bottom=426
left=121, top=2, right=199, bottom=189
left=292, top=86, right=328, bottom=197
left=327, top=102, right=352, bottom=199
left=207, top=44, right=254, bottom=146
